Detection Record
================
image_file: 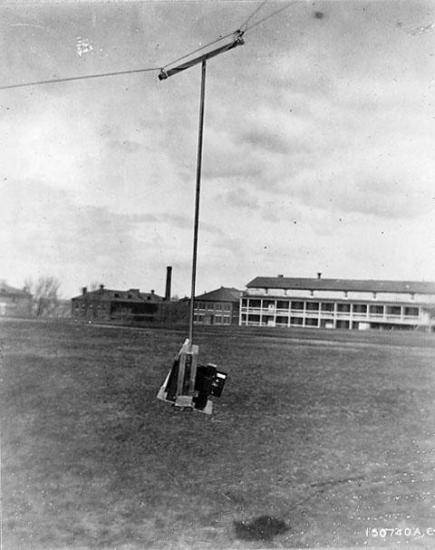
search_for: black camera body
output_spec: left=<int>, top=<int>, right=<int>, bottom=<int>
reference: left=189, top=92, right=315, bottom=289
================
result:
left=193, top=364, right=227, bottom=410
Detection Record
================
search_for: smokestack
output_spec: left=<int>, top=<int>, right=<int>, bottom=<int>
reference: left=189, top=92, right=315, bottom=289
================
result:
left=165, top=266, right=172, bottom=301
left=82, top=287, right=87, bottom=295
left=317, top=272, right=322, bottom=280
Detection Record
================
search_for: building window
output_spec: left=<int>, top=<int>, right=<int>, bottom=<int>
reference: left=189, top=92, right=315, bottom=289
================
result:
left=249, top=299, right=261, bottom=308
left=369, top=305, right=384, bottom=315
left=352, top=304, right=367, bottom=314
left=290, top=317, right=303, bottom=325
left=263, top=300, right=275, bottom=309
left=337, top=303, right=350, bottom=312
left=114, top=293, right=120, bottom=298
left=276, top=316, right=288, bottom=326
left=215, top=303, right=222, bottom=310
left=223, top=316, right=231, bottom=324
left=248, top=314, right=260, bottom=323
left=305, top=318, right=318, bottom=326
left=224, top=304, right=231, bottom=311
left=306, top=302, right=319, bottom=311
left=321, top=303, right=334, bottom=312
left=404, top=307, right=419, bottom=317
left=277, top=300, right=290, bottom=310
left=291, top=301, right=304, bottom=310
left=386, top=305, right=401, bottom=316
left=215, top=315, right=222, bottom=324
left=241, top=298, right=248, bottom=307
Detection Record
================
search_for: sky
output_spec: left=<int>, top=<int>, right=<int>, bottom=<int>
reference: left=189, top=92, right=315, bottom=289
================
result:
left=1, top=0, right=435, bottom=299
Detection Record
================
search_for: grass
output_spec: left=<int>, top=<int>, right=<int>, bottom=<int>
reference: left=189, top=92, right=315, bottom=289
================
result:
left=1, top=319, right=435, bottom=549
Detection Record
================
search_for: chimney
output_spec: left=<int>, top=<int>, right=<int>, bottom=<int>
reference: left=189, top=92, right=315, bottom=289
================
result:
left=82, top=286, right=87, bottom=295
left=165, top=266, right=172, bottom=301
left=99, top=284, right=104, bottom=292
left=317, top=272, right=322, bottom=279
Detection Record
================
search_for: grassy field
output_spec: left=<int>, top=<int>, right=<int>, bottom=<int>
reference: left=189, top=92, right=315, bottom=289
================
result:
left=2, top=319, right=435, bottom=549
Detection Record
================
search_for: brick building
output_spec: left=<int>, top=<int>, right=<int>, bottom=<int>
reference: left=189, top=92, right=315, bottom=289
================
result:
left=71, top=285, right=164, bottom=323
left=194, top=287, right=241, bottom=325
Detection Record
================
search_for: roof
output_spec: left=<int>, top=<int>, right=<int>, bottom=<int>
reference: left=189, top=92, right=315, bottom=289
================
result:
left=246, top=277, right=435, bottom=295
left=71, top=288, right=163, bottom=302
left=195, top=287, right=241, bottom=302
left=0, top=281, right=31, bottom=297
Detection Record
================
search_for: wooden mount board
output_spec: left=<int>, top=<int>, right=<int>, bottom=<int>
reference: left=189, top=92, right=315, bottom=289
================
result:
left=157, top=339, right=213, bottom=413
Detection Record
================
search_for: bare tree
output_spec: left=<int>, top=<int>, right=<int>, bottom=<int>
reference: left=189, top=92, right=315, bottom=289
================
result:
left=24, top=276, right=62, bottom=317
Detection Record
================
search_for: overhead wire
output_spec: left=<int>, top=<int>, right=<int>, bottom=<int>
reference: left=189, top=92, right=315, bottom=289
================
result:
left=0, top=66, right=160, bottom=91
left=239, top=0, right=268, bottom=31
left=243, top=1, right=297, bottom=34
left=0, top=1, right=295, bottom=91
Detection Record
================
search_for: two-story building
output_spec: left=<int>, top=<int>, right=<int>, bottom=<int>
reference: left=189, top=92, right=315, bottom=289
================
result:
left=240, top=274, right=435, bottom=331
left=71, top=285, right=164, bottom=323
left=194, top=287, right=241, bottom=325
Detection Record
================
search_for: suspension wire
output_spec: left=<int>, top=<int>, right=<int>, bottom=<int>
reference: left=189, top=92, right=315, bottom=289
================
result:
left=0, top=66, right=160, bottom=91
left=0, top=1, right=296, bottom=91
left=240, top=0, right=268, bottom=31
left=244, top=1, right=297, bottom=33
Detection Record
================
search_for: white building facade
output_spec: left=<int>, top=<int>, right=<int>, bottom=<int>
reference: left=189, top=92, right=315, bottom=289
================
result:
left=239, top=275, right=435, bottom=331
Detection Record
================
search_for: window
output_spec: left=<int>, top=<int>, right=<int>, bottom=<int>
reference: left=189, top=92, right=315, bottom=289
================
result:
left=321, top=303, right=334, bottom=312
left=276, top=316, right=288, bottom=326
left=223, top=316, right=231, bottom=324
left=249, top=299, right=261, bottom=308
left=214, top=303, right=222, bottom=310
left=248, top=314, right=260, bottom=322
left=291, top=317, right=303, bottom=325
left=337, top=303, right=350, bottom=312
left=369, top=305, right=384, bottom=315
left=277, top=300, right=290, bottom=310
left=305, top=318, right=318, bottom=326
left=263, top=300, right=275, bottom=309
left=352, top=304, right=367, bottom=313
left=214, top=315, right=222, bottom=324
left=114, top=293, right=120, bottom=298
left=306, top=302, right=319, bottom=311
left=241, top=298, right=248, bottom=307
left=404, top=307, right=419, bottom=317
left=224, top=304, right=231, bottom=310
left=386, top=306, right=401, bottom=316
left=291, top=301, right=304, bottom=310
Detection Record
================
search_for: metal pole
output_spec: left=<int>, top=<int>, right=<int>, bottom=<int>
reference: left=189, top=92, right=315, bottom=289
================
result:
left=189, top=59, right=207, bottom=345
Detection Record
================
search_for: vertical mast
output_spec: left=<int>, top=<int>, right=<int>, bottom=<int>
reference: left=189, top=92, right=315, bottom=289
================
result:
left=189, top=59, right=207, bottom=345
